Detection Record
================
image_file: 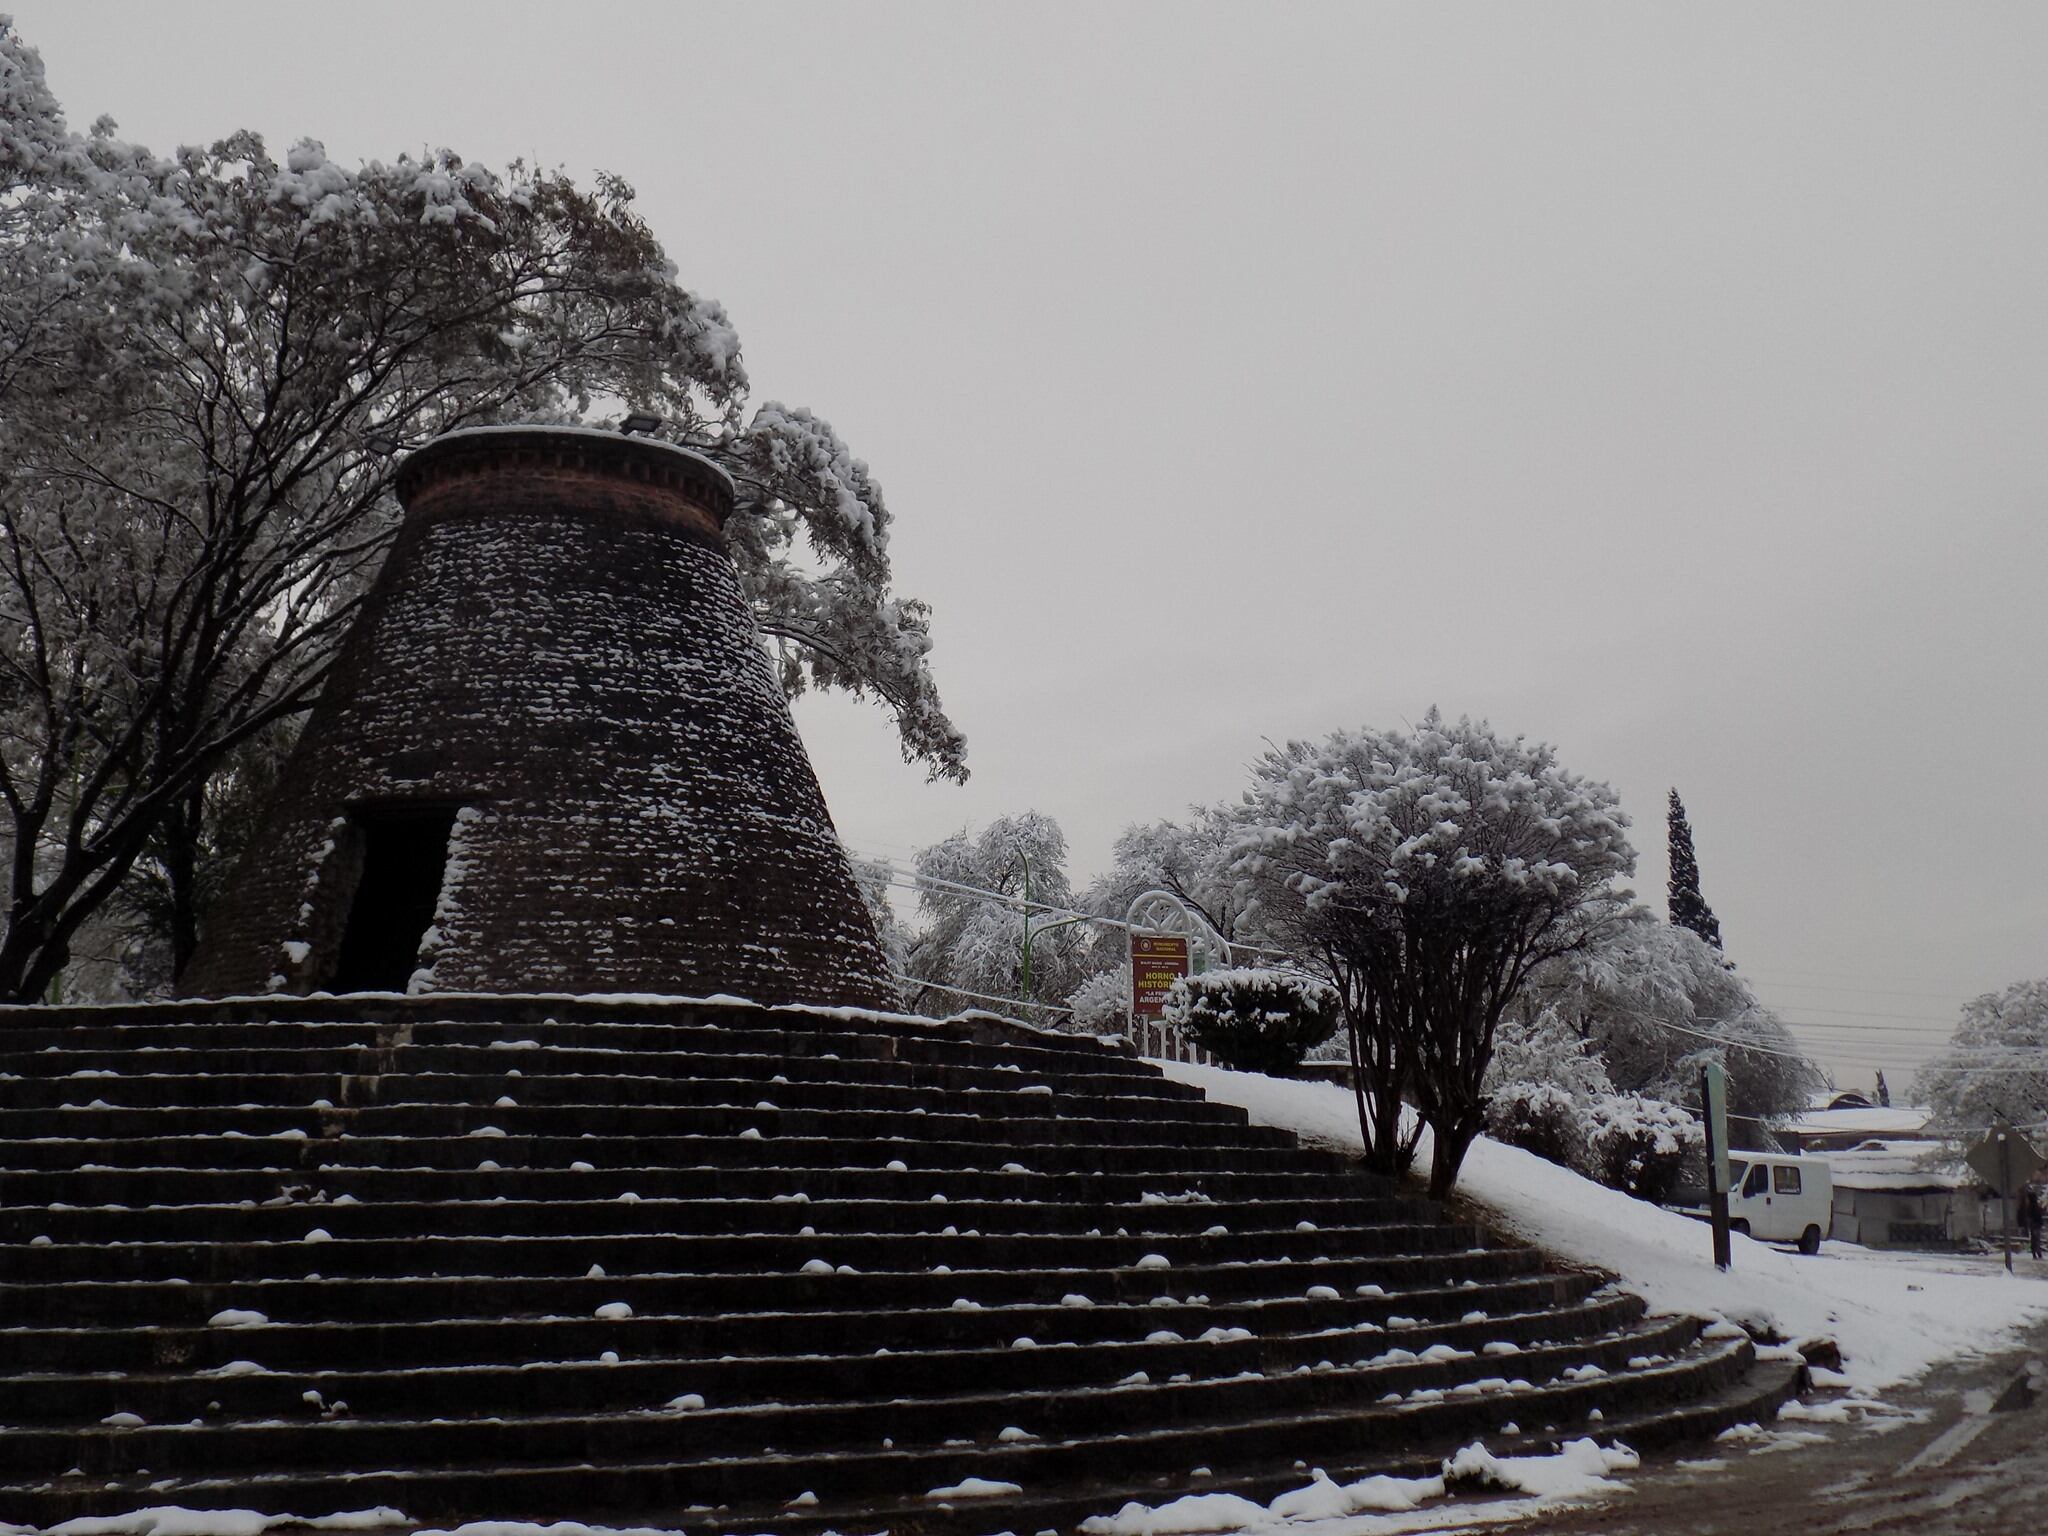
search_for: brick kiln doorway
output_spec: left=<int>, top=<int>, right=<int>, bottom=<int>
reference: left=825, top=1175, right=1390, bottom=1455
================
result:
left=329, top=805, right=461, bottom=993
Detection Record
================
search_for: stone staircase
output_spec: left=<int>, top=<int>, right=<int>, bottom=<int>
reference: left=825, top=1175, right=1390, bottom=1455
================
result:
left=0, top=997, right=1802, bottom=1534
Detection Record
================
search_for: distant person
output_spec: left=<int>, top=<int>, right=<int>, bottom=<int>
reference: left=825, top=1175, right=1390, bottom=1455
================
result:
left=2023, top=1185, right=2045, bottom=1261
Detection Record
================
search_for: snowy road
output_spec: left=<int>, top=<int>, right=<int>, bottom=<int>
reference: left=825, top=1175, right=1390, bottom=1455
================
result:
left=1521, top=1316, right=2048, bottom=1536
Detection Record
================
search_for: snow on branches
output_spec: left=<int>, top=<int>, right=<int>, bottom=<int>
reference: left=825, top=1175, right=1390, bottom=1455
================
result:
left=1508, top=910, right=1820, bottom=1126
left=906, top=813, right=1083, bottom=1022
left=0, top=18, right=963, bottom=999
left=1915, top=979, right=2048, bottom=1139
left=1229, top=709, right=1636, bottom=1196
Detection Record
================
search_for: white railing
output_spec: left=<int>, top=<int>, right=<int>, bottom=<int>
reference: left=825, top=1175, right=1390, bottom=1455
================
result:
left=1131, top=1017, right=1214, bottom=1067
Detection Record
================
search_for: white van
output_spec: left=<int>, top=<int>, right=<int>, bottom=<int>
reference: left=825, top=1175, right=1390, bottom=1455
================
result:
left=1725, top=1153, right=1833, bottom=1254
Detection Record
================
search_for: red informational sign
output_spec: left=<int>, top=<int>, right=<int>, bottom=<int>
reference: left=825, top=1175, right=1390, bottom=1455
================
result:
left=1129, top=934, right=1191, bottom=1018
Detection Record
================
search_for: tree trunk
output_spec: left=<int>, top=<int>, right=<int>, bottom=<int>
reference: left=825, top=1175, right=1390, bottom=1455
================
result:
left=1427, top=1113, right=1482, bottom=1200
left=160, top=783, right=205, bottom=977
left=1346, top=1007, right=1373, bottom=1159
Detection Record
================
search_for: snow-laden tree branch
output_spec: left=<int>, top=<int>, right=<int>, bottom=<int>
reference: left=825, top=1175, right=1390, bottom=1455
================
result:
left=1916, top=979, right=2048, bottom=1138
left=0, top=21, right=963, bottom=999
left=1229, top=708, right=1637, bottom=1197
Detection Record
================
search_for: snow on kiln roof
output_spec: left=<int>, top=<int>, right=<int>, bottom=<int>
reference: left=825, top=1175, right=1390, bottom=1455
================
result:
left=1781, top=1105, right=1934, bottom=1138
left=1823, top=1139, right=1973, bottom=1192
left=414, top=422, right=738, bottom=499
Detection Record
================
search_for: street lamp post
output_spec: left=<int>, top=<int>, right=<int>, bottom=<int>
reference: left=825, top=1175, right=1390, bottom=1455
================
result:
left=1012, top=849, right=1087, bottom=1013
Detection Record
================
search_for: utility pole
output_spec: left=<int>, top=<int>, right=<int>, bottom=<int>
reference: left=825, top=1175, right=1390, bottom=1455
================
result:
left=1701, top=1062, right=1732, bottom=1271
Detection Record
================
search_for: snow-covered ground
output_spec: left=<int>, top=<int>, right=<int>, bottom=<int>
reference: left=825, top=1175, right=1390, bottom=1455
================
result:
left=1159, top=1060, right=2048, bottom=1396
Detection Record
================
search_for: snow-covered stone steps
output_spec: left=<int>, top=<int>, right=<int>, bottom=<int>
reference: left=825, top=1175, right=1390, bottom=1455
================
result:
left=0, top=1294, right=1654, bottom=1441
left=0, top=1127, right=1337, bottom=1174
left=5, top=1271, right=1610, bottom=1376
left=2, top=1052, right=1215, bottom=1106
left=0, top=1091, right=1271, bottom=1140
left=0, top=1314, right=1712, bottom=1484
left=0, top=1191, right=1425, bottom=1245
left=2, top=1218, right=1491, bottom=1284
left=0, top=995, right=1171, bottom=1078
left=770, top=1350, right=1806, bottom=1536
left=0, top=1245, right=1554, bottom=1329
left=0, top=1159, right=1394, bottom=1209
left=1, top=1067, right=1218, bottom=1116
left=3, top=1293, right=1661, bottom=1429
left=0, top=1081, right=1261, bottom=1146
left=0, top=995, right=1805, bottom=1531
left=0, top=1334, right=1777, bottom=1531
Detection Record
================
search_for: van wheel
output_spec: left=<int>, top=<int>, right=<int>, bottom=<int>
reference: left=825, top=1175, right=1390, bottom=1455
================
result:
left=1729, top=1219, right=1750, bottom=1237
left=1798, top=1225, right=1822, bottom=1256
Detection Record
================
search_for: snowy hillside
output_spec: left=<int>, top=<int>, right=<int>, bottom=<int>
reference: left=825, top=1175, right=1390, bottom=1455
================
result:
left=1160, top=1061, right=2048, bottom=1395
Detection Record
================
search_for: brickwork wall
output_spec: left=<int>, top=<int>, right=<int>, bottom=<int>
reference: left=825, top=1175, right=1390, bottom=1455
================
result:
left=181, top=428, right=897, bottom=1010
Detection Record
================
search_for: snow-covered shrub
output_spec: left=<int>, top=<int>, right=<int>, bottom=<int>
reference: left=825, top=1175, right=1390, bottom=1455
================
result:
left=1485, top=1081, right=1589, bottom=1171
left=1162, top=967, right=1339, bottom=1075
left=1480, top=1009, right=1612, bottom=1173
left=1584, top=1093, right=1704, bottom=1202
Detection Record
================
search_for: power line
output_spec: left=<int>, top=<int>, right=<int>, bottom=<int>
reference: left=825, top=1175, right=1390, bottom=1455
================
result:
left=851, top=848, right=1297, bottom=961
left=848, top=842, right=2048, bottom=1082
left=1764, top=1004, right=1961, bottom=1025
left=890, top=973, right=1073, bottom=1017
left=1749, top=978, right=1973, bottom=1004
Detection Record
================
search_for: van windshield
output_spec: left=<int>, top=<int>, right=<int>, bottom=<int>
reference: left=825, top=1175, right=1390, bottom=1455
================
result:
left=1726, top=1160, right=1748, bottom=1191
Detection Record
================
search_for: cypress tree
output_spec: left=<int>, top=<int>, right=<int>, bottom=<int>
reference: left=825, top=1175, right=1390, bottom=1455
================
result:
left=1667, top=789, right=1724, bottom=951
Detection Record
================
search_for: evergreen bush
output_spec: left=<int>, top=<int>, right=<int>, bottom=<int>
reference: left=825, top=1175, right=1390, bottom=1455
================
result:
left=1162, top=967, right=1340, bottom=1075
left=1584, top=1093, right=1704, bottom=1202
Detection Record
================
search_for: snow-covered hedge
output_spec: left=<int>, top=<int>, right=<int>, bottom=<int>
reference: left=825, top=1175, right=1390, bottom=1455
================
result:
left=1162, top=967, right=1339, bottom=1075
left=1585, top=1092, right=1705, bottom=1202
left=1484, top=1080, right=1588, bottom=1171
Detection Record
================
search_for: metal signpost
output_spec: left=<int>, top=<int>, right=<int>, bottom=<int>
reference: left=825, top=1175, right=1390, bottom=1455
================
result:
left=1122, top=888, right=1232, bottom=1052
left=1965, top=1121, right=2046, bottom=1274
left=1700, top=1061, right=1733, bottom=1271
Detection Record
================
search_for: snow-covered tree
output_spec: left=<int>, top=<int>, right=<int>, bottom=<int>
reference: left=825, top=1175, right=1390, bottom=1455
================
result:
left=906, top=813, right=1085, bottom=1021
left=1915, top=979, right=2048, bottom=1138
left=0, top=22, right=963, bottom=1001
left=1064, top=967, right=1134, bottom=1036
left=850, top=857, right=910, bottom=998
left=1508, top=911, right=1820, bottom=1142
left=1080, top=812, right=1250, bottom=954
left=1666, top=790, right=1722, bottom=951
left=1231, top=709, right=1636, bottom=1196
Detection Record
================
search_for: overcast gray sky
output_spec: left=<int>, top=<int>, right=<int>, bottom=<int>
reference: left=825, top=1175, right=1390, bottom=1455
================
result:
left=22, top=2, right=2046, bottom=1091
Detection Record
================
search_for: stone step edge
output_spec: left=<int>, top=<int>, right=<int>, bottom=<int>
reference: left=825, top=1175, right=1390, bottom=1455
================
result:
left=0, top=1219, right=1474, bottom=1256
left=0, top=996, right=1127, bottom=1059
left=0, top=1335, right=1756, bottom=1525
left=0, top=1274, right=1597, bottom=1358
left=759, top=1349, right=1806, bottom=1536
left=2, top=1294, right=1651, bottom=1405
left=5, top=1318, right=1702, bottom=1463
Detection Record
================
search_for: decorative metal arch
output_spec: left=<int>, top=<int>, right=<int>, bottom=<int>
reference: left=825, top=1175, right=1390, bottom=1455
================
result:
left=1124, top=888, right=1233, bottom=973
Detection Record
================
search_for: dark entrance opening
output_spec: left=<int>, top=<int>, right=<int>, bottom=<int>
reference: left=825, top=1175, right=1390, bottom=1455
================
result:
left=330, top=805, right=461, bottom=993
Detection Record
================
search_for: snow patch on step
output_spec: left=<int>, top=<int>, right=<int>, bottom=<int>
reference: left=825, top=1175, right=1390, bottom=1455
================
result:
left=926, top=1477, right=1024, bottom=1500
left=33, top=1508, right=407, bottom=1536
